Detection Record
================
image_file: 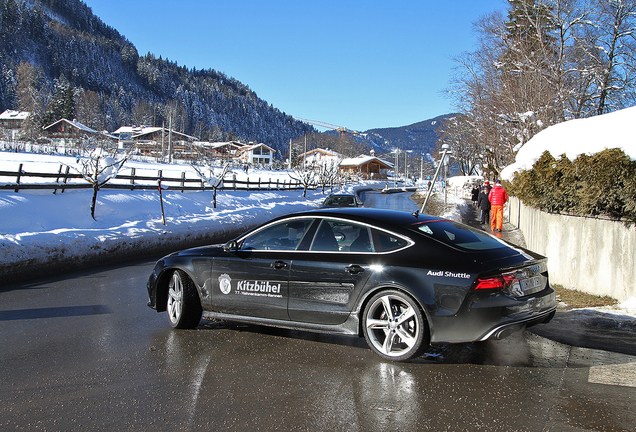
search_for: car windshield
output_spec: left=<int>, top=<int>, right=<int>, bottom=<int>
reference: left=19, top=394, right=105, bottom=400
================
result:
left=412, top=220, right=509, bottom=251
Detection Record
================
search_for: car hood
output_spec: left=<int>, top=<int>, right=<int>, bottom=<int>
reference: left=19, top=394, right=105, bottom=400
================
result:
left=168, top=244, right=225, bottom=258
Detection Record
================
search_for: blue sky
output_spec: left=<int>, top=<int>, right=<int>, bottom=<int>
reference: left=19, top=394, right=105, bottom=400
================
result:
left=84, top=0, right=507, bottom=132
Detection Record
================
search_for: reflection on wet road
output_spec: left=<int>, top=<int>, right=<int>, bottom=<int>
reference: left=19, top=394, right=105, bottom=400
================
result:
left=1, top=240, right=634, bottom=431
left=148, top=320, right=636, bottom=431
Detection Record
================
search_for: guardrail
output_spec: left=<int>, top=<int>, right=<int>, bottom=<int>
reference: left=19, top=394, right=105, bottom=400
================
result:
left=0, top=164, right=321, bottom=193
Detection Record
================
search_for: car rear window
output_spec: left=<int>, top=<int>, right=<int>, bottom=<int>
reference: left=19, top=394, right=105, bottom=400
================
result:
left=324, top=196, right=356, bottom=207
left=412, top=220, right=509, bottom=251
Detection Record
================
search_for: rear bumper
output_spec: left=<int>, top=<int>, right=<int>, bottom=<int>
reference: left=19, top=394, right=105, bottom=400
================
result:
left=429, top=287, right=557, bottom=343
left=479, top=307, right=556, bottom=341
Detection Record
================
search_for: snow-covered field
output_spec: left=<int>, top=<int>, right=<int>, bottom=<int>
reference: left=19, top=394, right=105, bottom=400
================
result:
left=0, top=151, right=387, bottom=281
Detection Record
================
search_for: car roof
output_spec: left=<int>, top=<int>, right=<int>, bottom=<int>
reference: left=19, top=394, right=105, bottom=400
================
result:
left=324, top=193, right=356, bottom=197
left=289, top=207, right=443, bottom=228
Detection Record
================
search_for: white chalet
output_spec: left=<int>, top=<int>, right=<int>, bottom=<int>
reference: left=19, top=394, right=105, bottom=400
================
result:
left=237, top=143, right=276, bottom=166
left=298, top=148, right=343, bottom=168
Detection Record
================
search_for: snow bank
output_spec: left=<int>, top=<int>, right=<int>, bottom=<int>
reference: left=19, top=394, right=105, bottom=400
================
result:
left=0, top=150, right=385, bottom=282
left=502, top=106, right=636, bottom=181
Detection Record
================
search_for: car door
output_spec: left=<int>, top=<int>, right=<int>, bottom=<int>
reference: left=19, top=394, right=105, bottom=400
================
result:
left=288, top=218, right=375, bottom=325
left=210, top=218, right=313, bottom=320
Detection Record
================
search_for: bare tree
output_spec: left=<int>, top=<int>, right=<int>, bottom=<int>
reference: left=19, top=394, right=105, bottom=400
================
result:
left=437, top=115, right=483, bottom=176
left=70, top=139, right=131, bottom=220
left=132, top=100, right=156, bottom=127
left=447, top=0, right=636, bottom=176
left=289, top=163, right=318, bottom=198
left=315, top=160, right=343, bottom=193
left=190, top=161, right=231, bottom=208
left=584, top=0, right=636, bottom=114
left=75, top=89, right=105, bottom=131
left=16, top=61, right=47, bottom=141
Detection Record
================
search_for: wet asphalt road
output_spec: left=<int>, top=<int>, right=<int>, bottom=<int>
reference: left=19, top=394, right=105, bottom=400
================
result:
left=1, top=192, right=635, bottom=431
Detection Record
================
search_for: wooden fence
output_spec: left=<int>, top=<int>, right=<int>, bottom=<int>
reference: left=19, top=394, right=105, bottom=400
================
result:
left=0, top=164, right=328, bottom=193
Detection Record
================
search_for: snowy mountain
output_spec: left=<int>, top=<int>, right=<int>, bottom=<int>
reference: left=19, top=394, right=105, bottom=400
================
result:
left=0, top=0, right=313, bottom=153
left=361, top=114, right=457, bottom=155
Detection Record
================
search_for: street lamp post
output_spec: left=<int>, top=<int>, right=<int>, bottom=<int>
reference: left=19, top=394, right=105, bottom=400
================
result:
left=420, top=144, right=452, bottom=213
left=392, top=149, right=399, bottom=188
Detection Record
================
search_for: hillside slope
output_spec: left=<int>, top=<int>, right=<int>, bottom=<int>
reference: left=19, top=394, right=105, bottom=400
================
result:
left=362, top=114, right=456, bottom=155
left=0, top=0, right=313, bottom=152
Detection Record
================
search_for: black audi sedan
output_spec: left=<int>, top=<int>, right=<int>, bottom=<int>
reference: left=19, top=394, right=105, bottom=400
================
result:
left=146, top=208, right=556, bottom=361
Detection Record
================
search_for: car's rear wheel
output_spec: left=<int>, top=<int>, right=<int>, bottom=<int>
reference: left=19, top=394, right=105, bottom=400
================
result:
left=167, top=270, right=202, bottom=329
left=362, top=290, right=429, bottom=361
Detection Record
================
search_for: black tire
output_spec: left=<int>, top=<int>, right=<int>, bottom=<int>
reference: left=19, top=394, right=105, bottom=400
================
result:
left=362, top=290, right=429, bottom=361
left=166, top=270, right=202, bottom=329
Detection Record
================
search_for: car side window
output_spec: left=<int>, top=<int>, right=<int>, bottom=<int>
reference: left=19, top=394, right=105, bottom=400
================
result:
left=310, top=219, right=373, bottom=252
left=240, top=219, right=313, bottom=251
left=372, top=229, right=409, bottom=252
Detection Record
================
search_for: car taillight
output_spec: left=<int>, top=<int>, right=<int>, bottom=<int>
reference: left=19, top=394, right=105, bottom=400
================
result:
left=474, top=271, right=517, bottom=290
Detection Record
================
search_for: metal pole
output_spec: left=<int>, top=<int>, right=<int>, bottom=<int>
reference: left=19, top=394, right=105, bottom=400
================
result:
left=394, top=149, right=398, bottom=188
left=168, top=115, right=173, bottom=164
left=444, top=153, right=449, bottom=205
left=404, top=150, right=407, bottom=184
left=420, top=148, right=449, bottom=213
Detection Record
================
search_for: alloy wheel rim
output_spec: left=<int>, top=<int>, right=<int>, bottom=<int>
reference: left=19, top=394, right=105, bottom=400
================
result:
left=366, top=294, right=419, bottom=357
left=167, top=273, right=183, bottom=324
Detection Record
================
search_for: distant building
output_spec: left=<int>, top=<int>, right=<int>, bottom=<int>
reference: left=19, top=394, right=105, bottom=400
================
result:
left=298, top=148, right=343, bottom=168
left=111, top=126, right=198, bottom=159
left=0, top=110, right=30, bottom=140
left=191, top=141, right=247, bottom=161
left=237, top=143, right=276, bottom=166
left=339, top=155, right=393, bottom=179
left=43, top=118, right=117, bottom=148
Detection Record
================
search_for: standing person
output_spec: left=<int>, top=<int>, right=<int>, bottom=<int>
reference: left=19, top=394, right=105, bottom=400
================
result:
left=488, top=180, right=508, bottom=232
left=477, top=180, right=491, bottom=225
left=471, top=185, right=480, bottom=206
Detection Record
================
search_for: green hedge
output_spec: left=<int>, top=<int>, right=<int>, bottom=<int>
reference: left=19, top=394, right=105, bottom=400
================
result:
left=507, top=149, right=636, bottom=224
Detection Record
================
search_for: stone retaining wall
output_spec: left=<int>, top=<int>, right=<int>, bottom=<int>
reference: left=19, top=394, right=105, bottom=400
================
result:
left=507, top=197, right=635, bottom=301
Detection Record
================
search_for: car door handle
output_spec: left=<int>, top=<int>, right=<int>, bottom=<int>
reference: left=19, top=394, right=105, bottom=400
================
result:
left=345, top=264, right=365, bottom=274
left=271, top=260, right=288, bottom=270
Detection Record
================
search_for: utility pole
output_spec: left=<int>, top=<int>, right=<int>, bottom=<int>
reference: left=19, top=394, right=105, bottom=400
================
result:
left=168, top=114, right=173, bottom=164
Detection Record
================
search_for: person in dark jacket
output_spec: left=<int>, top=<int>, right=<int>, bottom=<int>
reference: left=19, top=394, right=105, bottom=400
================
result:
left=471, top=185, right=480, bottom=206
left=477, top=180, right=491, bottom=225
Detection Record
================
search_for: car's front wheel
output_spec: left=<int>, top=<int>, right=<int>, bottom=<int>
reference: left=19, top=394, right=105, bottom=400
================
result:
left=166, top=270, right=202, bottom=329
left=362, top=290, right=429, bottom=361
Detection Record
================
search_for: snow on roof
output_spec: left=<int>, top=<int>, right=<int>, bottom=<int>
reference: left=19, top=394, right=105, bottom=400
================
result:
left=300, top=148, right=343, bottom=158
left=502, top=106, right=636, bottom=181
left=340, top=155, right=393, bottom=168
left=237, top=143, right=276, bottom=153
left=111, top=126, right=154, bottom=135
left=42, top=118, right=118, bottom=140
left=191, top=141, right=248, bottom=150
left=0, top=109, right=29, bottom=120
left=43, top=118, right=98, bottom=133
left=132, top=127, right=198, bottom=141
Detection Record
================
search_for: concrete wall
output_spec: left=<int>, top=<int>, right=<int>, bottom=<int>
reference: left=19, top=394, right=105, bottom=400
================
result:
left=507, top=197, right=635, bottom=302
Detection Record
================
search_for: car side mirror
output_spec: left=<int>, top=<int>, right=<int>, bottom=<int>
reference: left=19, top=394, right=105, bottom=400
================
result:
left=223, top=240, right=238, bottom=254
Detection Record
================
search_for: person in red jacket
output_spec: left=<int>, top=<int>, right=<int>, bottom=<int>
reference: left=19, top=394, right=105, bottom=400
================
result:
left=488, top=180, right=508, bottom=232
